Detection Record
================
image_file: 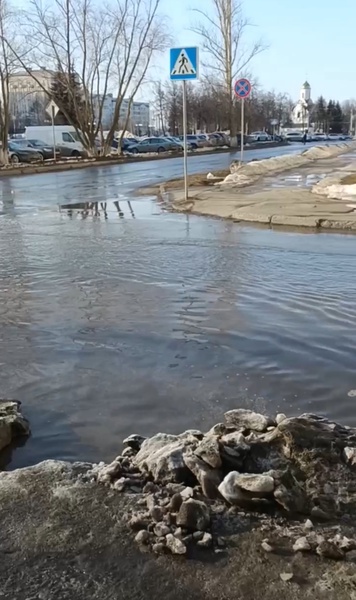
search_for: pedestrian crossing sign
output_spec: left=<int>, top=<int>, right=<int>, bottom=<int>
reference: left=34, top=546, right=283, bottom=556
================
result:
left=170, top=47, right=199, bottom=80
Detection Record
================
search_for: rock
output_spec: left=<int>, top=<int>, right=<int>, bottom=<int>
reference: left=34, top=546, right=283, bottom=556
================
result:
left=183, top=534, right=193, bottom=545
left=343, top=446, right=356, bottom=466
left=207, top=423, right=227, bottom=436
left=311, top=506, right=330, bottom=521
left=192, top=531, right=204, bottom=541
left=346, top=549, right=356, bottom=562
left=180, top=486, right=194, bottom=500
left=153, top=523, right=170, bottom=537
left=129, top=515, right=149, bottom=531
left=152, top=542, right=166, bottom=554
left=174, top=527, right=184, bottom=539
left=304, top=519, right=314, bottom=531
left=229, top=473, right=275, bottom=494
left=280, top=573, right=293, bottom=582
left=224, top=409, right=272, bottom=432
left=276, top=413, right=287, bottom=425
left=170, top=493, right=183, bottom=512
left=135, top=530, right=150, bottom=545
left=221, top=431, right=246, bottom=446
left=112, top=477, right=126, bottom=491
left=219, top=472, right=274, bottom=506
left=274, top=483, right=308, bottom=514
left=146, top=495, right=157, bottom=510
left=0, top=420, right=13, bottom=453
left=261, top=541, right=273, bottom=553
left=134, top=433, right=196, bottom=483
left=149, top=506, right=164, bottom=523
left=143, top=482, right=160, bottom=494
left=176, top=499, right=210, bottom=531
left=316, top=541, right=345, bottom=560
left=97, top=459, right=122, bottom=484
left=121, top=447, right=135, bottom=458
left=166, top=533, right=187, bottom=555
left=179, top=429, right=204, bottom=440
left=219, top=474, right=257, bottom=506
left=183, top=454, right=222, bottom=499
left=195, top=435, right=222, bottom=469
left=293, top=537, right=311, bottom=552
left=197, top=532, right=213, bottom=548
left=123, top=434, right=147, bottom=451
left=0, top=400, right=30, bottom=453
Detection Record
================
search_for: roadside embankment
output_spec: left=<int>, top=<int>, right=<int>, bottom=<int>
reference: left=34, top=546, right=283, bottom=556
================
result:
left=167, top=143, right=356, bottom=231
left=2, top=404, right=356, bottom=599
left=0, top=141, right=288, bottom=179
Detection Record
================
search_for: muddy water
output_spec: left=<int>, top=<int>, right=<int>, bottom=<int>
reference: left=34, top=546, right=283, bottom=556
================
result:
left=1, top=166, right=356, bottom=468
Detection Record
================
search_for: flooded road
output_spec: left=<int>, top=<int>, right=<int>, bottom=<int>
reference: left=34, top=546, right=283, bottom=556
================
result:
left=1, top=147, right=356, bottom=469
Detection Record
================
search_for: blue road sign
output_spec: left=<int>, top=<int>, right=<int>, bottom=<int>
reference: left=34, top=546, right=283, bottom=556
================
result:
left=170, top=47, right=199, bottom=81
left=234, top=78, right=251, bottom=99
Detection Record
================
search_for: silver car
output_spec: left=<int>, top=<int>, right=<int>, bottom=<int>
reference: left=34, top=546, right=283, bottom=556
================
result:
left=127, top=137, right=182, bottom=154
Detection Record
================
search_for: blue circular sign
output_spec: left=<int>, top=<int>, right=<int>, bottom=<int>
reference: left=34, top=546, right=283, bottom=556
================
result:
left=234, top=78, right=251, bottom=99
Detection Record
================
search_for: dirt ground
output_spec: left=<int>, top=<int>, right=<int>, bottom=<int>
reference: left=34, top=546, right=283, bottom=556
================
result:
left=1, top=461, right=356, bottom=600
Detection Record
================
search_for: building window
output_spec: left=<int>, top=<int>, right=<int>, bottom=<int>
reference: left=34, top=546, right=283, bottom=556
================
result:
left=297, top=112, right=301, bottom=119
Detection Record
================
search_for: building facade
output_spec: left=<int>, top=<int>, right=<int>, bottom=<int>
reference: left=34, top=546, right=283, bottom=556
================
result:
left=8, top=69, right=55, bottom=131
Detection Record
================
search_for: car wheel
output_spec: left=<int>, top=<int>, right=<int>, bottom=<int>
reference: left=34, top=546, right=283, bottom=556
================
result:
left=37, top=153, right=44, bottom=162
left=71, top=150, right=80, bottom=158
left=10, top=154, right=20, bottom=164
left=191, top=143, right=198, bottom=150
left=131, top=148, right=139, bottom=154
left=157, top=147, right=165, bottom=153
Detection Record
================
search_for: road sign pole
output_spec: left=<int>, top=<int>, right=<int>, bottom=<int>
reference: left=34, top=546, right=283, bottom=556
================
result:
left=182, top=79, right=188, bottom=201
left=51, top=105, right=56, bottom=163
left=240, top=98, right=244, bottom=163
left=170, top=47, right=199, bottom=201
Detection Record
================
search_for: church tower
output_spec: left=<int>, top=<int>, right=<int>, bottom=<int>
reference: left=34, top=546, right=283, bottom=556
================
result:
left=300, top=81, right=311, bottom=102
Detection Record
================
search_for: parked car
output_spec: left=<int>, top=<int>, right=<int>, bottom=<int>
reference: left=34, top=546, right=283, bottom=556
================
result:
left=285, top=132, right=304, bottom=142
left=8, top=141, right=44, bottom=164
left=127, top=137, right=182, bottom=154
left=179, top=134, right=206, bottom=149
left=111, top=137, right=136, bottom=151
left=250, top=131, right=270, bottom=142
left=164, top=136, right=193, bottom=151
left=11, top=138, right=61, bottom=160
left=312, top=132, right=328, bottom=141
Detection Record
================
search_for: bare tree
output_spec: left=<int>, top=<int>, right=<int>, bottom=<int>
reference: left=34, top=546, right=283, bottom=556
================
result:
left=191, top=0, right=266, bottom=146
left=0, top=0, right=20, bottom=164
left=8, top=0, right=168, bottom=156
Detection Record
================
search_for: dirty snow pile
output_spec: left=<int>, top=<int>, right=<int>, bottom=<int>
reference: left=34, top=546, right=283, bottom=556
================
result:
left=89, top=408, right=356, bottom=559
left=220, top=143, right=356, bottom=188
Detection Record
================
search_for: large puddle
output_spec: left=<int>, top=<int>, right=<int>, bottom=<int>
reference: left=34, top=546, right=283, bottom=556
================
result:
left=1, top=165, right=356, bottom=469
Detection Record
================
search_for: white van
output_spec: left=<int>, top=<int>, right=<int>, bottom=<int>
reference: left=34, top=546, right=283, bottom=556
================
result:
left=25, top=125, right=87, bottom=158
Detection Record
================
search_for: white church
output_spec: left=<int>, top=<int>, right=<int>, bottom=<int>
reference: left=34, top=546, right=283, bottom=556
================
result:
left=287, top=81, right=314, bottom=132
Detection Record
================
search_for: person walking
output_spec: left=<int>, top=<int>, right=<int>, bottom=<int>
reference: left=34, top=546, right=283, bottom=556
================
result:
left=302, top=131, right=307, bottom=145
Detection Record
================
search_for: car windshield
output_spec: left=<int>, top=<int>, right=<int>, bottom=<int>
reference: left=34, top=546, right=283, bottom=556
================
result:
left=70, top=130, right=80, bottom=141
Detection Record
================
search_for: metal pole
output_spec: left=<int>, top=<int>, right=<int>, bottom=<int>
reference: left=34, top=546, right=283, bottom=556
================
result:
left=51, top=105, right=56, bottom=163
left=182, top=80, right=188, bottom=200
left=240, top=98, right=244, bottom=163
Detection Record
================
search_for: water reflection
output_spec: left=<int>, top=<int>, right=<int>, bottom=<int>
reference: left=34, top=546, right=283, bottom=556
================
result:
left=60, top=199, right=136, bottom=219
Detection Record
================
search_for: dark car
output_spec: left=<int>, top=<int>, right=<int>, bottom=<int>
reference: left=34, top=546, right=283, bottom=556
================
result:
left=12, top=138, right=60, bottom=160
left=8, top=141, right=44, bottom=164
left=111, top=137, right=137, bottom=151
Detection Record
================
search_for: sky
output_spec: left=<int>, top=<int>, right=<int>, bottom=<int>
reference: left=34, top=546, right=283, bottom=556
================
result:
left=157, top=0, right=356, bottom=103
